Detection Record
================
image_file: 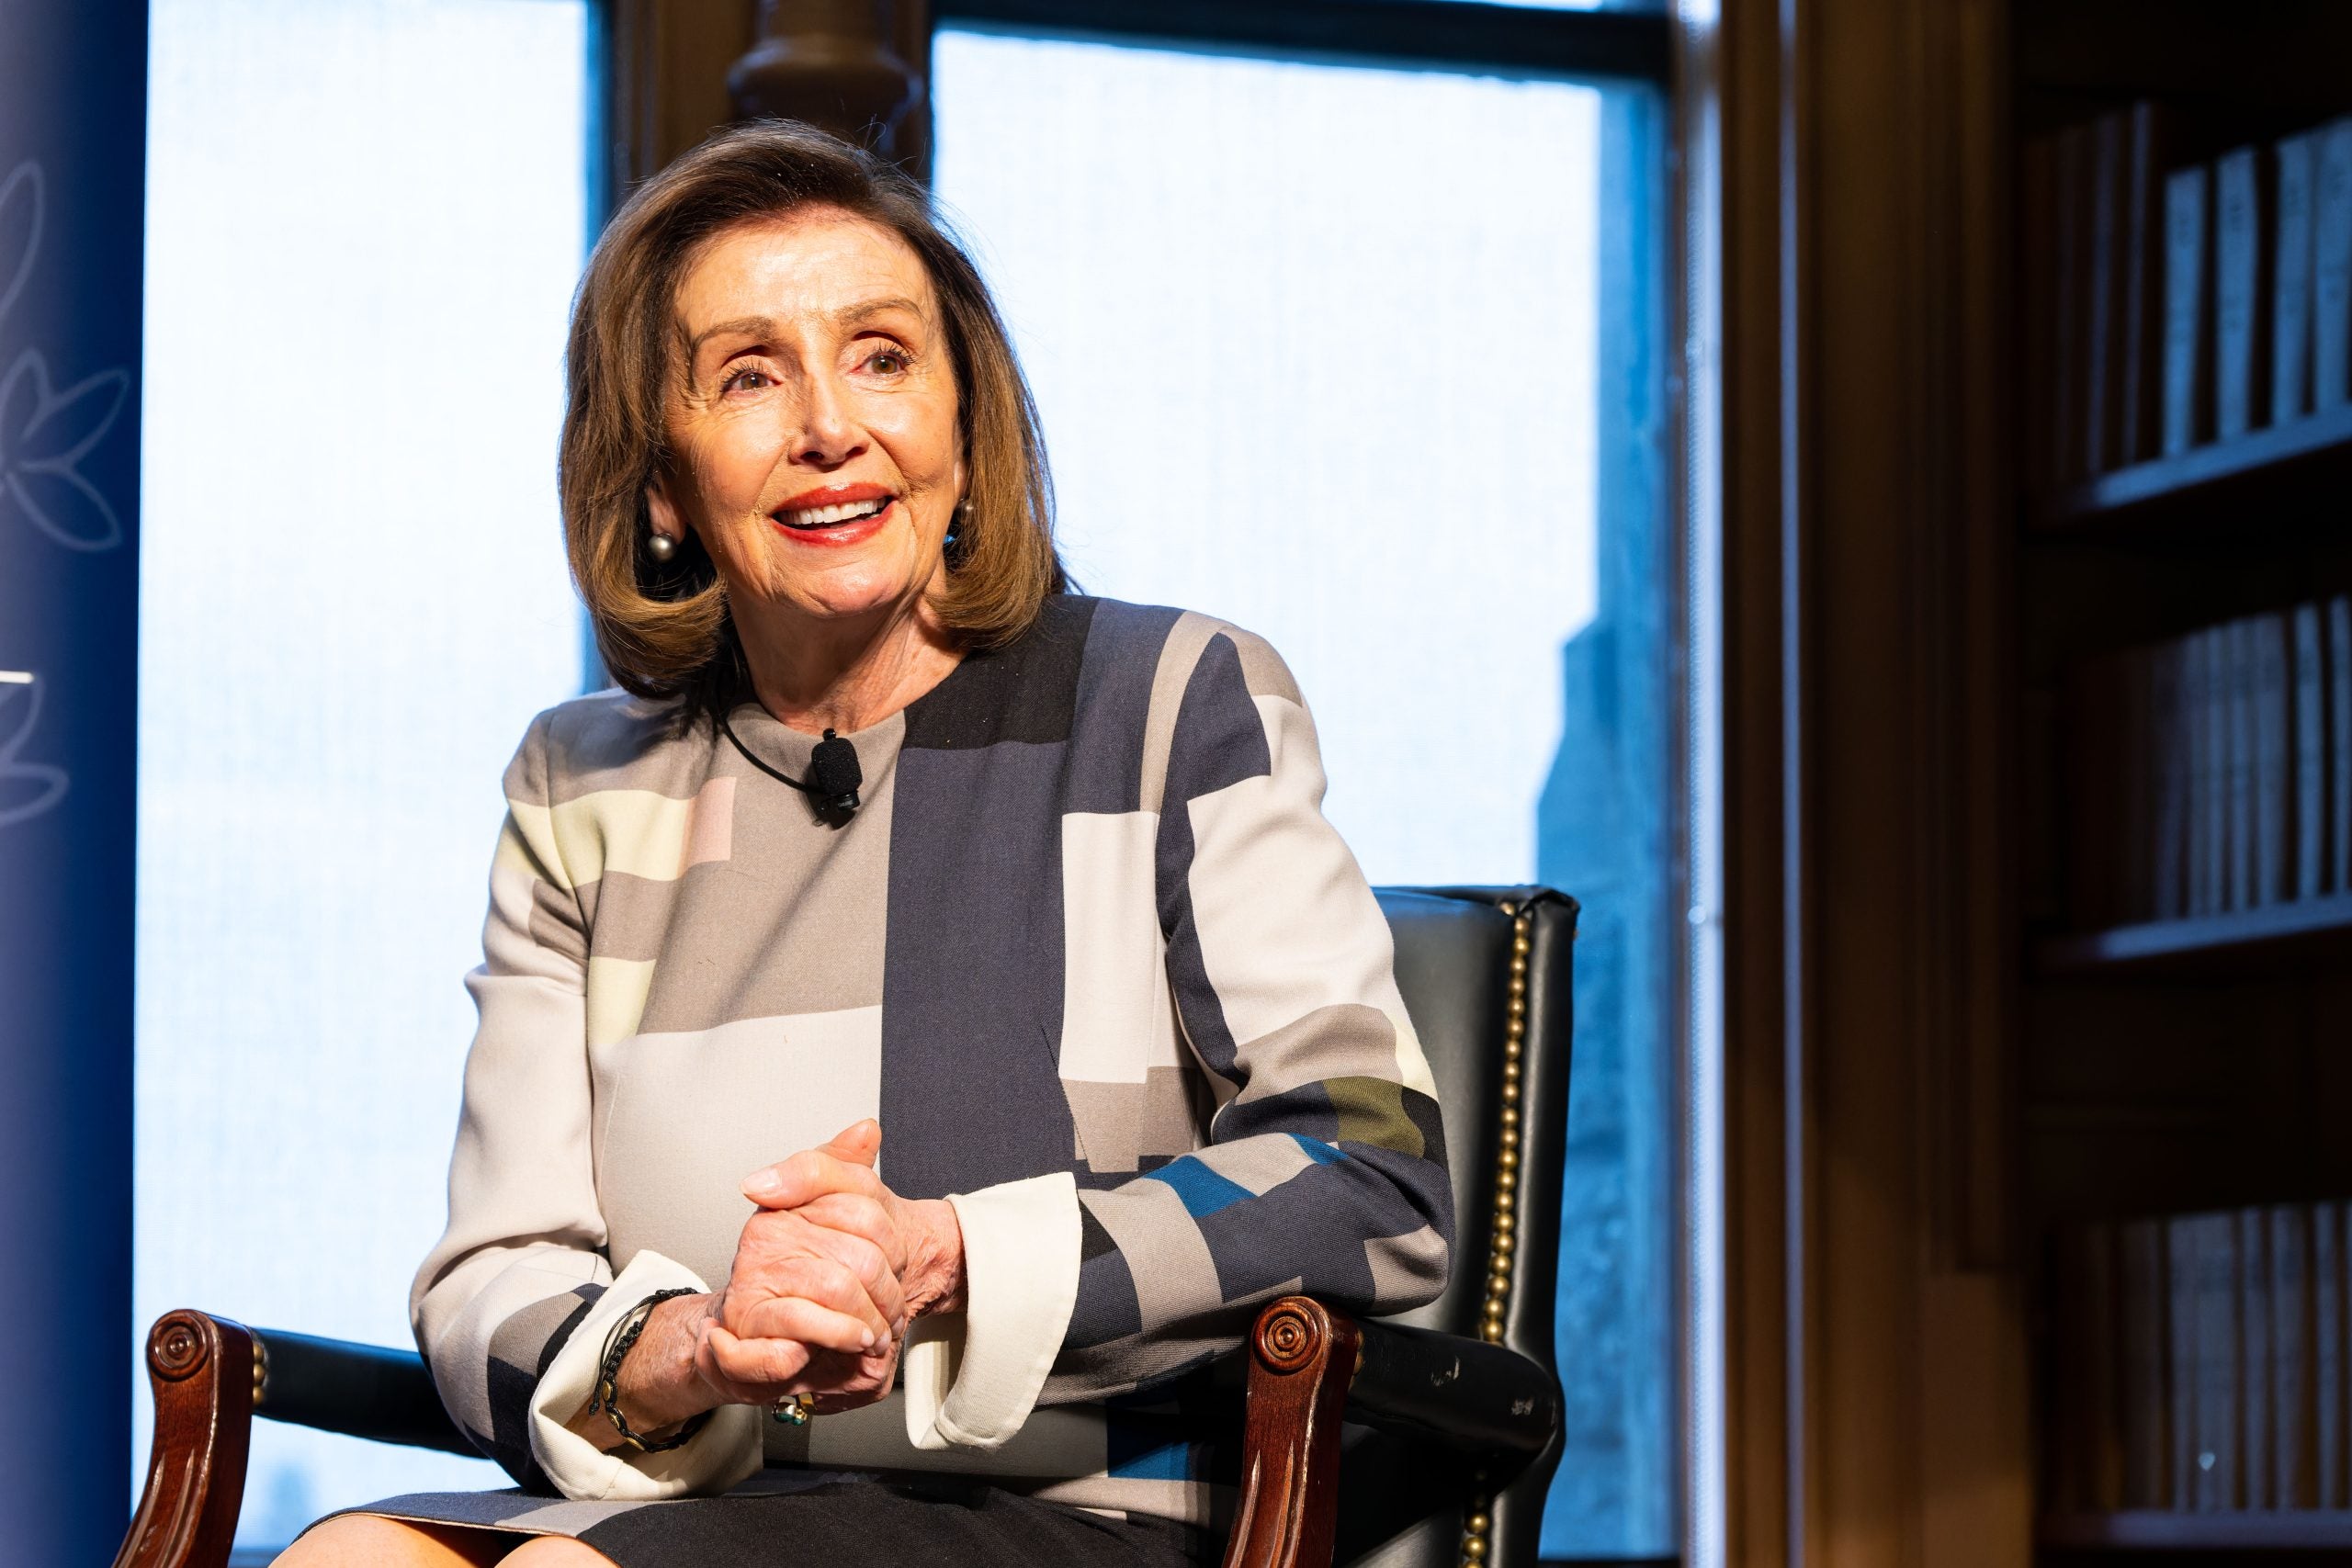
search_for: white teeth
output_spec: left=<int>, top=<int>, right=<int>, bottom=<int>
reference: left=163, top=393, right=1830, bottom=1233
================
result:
left=778, top=498, right=889, bottom=528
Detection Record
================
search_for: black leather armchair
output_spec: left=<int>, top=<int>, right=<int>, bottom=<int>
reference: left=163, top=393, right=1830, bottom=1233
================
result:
left=114, top=886, right=1577, bottom=1568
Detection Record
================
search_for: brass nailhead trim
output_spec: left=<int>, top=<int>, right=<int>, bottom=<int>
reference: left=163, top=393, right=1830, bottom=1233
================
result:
left=1459, top=901, right=1536, bottom=1568
left=253, top=1336, right=269, bottom=1408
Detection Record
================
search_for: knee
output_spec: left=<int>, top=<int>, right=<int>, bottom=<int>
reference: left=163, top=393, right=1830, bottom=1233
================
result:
left=505, top=1539, right=619, bottom=1566
left=271, top=1513, right=503, bottom=1566
left=273, top=1515, right=418, bottom=1566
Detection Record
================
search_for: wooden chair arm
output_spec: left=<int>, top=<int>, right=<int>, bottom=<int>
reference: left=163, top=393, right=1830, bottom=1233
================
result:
left=113, top=1310, right=255, bottom=1568
left=118, top=1297, right=1560, bottom=1568
left=113, top=1309, right=481, bottom=1568
left=1220, top=1298, right=1363, bottom=1568
left=1219, top=1296, right=1563, bottom=1568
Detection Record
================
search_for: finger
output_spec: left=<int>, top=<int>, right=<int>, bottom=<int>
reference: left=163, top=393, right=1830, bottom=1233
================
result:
left=851, top=1342, right=901, bottom=1385
left=726, top=1256, right=893, bottom=1343
left=730, top=1213, right=902, bottom=1331
left=798, top=1345, right=899, bottom=1412
left=706, top=1323, right=832, bottom=1390
left=731, top=1281, right=888, bottom=1349
left=742, top=1195, right=892, bottom=1257
left=794, top=1193, right=903, bottom=1269
left=725, top=1291, right=880, bottom=1356
left=698, top=1325, right=812, bottom=1400
left=774, top=1337, right=898, bottom=1391
left=797, top=1346, right=874, bottom=1390
left=802, top=1227, right=906, bottom=1328
left=821, top=1119, right=881, bottom=1168
left=741, top=1143, right=883, bottom=1210
left=813, top=1382, right=893, bottom=1419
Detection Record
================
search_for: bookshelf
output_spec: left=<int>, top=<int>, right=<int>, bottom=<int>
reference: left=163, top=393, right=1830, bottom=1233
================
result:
left=2035, top=401, right=2352, bottom=530
left=2035, top=889, right=2352, bottom=974
left=2041, top=1511, right=2352, bottom=1551
left=2012, top=1, right=2352, bottom=1558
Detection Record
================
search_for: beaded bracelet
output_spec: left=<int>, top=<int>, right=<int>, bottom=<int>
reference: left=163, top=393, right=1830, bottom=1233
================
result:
left=594, top=1287, right=712, bottom=1453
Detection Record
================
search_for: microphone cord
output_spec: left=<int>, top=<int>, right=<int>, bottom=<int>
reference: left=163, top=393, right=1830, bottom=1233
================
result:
left=716, top=708, right=864, bottom=818
left=716, top=708, right=816, bottom=798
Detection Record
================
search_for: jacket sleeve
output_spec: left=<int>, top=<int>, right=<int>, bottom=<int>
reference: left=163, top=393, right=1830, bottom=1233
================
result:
left=410, top=708, right=762, bottom=1499
left=1045, top=623, right=1454, bottom=1400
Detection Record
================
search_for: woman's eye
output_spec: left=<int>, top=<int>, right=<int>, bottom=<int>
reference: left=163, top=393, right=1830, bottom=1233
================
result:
left=865, top=348, right=910, bottom=375
left=722, top=367, right=771, bottom=393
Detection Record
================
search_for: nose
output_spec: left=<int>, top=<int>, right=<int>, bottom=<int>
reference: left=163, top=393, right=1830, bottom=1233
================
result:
left=789, top=367, right=867, bottom=471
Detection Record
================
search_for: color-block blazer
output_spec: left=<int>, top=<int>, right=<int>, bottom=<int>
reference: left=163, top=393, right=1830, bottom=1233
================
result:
left=411, top=595, right=1453, bottom=1528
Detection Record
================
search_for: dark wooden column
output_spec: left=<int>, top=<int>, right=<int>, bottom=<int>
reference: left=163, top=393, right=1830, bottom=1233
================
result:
left=1700, top=0, right=2030, bottom=1562
left=602, top=0, right=931, bottom=208
left=729, top=0, right=933, bottom=175
left=604, top=0, right=758, bottom=204
left=603, top=0, right=934, bottom=208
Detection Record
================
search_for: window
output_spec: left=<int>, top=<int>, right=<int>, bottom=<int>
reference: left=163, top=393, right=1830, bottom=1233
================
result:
left=931, top=12, right=1678, bottom=1556
left=135, top=0, right=592, bottom=1551
left=130, top=6, right=1691, bottom=1556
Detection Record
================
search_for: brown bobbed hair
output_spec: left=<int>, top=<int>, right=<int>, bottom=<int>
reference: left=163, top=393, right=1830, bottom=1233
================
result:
left=560, top=119, right=1064, bottom=725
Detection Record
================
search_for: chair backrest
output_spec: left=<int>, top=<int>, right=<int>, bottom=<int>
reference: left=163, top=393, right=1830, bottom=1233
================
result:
left=1336, top=886, right=1577, bottom=1568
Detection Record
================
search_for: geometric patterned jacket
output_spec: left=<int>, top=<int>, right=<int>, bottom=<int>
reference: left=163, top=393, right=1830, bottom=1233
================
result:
left=410, top=594, right=1453, bottom=1528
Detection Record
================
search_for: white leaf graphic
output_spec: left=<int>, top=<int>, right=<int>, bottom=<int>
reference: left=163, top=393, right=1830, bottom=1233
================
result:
left=0, top=680, right=70, bottom=829
left=0, top=163, right=40, bottom=333
left=1, top=350, right=129, bottom=551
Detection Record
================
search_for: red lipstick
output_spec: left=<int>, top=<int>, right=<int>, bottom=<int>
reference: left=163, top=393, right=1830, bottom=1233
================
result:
left=770, top=482, right=899, bottom=547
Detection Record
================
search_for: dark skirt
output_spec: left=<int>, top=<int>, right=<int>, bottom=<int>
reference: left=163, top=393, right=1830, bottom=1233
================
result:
left=337, top=1468, right=1208, bottom=1567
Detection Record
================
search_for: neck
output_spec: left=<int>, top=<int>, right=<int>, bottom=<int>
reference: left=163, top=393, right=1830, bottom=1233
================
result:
left=735, top=592, right=963, bottom=736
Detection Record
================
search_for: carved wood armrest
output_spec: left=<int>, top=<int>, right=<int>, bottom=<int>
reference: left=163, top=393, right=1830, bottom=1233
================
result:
left=1220, top=1298, right=1362, bottom=1568
left=119, top=1297, right=1562, bottom=1568
left=113, top=1310, right=480, bottom=1568
left=1218, top=1296, right=1563, bottom=1568
left=113, top=1310, right=255, bottom=1568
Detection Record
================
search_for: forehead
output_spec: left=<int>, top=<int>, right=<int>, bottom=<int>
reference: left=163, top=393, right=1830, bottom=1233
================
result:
left=673, top=206, right=936, bottom=333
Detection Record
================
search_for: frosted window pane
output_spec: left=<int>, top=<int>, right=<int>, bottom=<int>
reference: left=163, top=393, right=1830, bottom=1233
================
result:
left=934, top=31, right=1600, bottom=886
left=136, top=0, right=589, bottom=1549
left=935, top=33, right=1674, bottom=1557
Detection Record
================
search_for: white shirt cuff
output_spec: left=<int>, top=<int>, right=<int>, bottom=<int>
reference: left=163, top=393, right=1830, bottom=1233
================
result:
left=527, top=1250, right=763, bottom=1500
left=902, top=1170, right=1081, bottom=1451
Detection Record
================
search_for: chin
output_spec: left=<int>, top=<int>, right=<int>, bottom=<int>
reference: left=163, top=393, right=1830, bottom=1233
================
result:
left=786, top=560, right=923, bottom=621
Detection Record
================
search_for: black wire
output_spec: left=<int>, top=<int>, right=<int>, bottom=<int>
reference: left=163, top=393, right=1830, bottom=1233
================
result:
left=715, top=708, right=813, bottom=797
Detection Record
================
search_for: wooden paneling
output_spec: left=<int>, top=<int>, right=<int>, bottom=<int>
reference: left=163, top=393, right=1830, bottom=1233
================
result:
left=604, top=0, right=757, bottom=204
left=729, top=0, right=932, bottom=174
left=1704, top=0, right=1796, bottom=1556
left=602, top=0, right=936, bottom=205
left=1709, top=0, right=2032, bottom=1561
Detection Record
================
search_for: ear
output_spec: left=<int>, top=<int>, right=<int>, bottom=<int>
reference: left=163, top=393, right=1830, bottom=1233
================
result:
left=645, top=475, right=684, bottom=542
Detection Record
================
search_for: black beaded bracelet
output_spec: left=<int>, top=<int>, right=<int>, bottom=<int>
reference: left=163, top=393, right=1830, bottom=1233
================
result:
left=594, top=1287, right=711, bottom=1453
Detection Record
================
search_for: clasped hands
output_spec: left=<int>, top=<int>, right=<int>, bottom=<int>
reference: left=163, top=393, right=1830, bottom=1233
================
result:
left=577, top=1120, right=967, bottom=1448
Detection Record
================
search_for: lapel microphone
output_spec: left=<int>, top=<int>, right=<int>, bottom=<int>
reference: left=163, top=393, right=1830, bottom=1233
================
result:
left=717, top=714, right=864, bottom=822
left=804, top=729, right=864, bottom=818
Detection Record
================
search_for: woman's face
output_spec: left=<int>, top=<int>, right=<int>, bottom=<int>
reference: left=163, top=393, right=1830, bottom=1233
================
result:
left=651, top=206, right=964, bottom=633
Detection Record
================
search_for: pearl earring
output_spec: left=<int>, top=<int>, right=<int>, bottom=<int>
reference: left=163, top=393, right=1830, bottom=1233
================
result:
left=647, top=530, right=677, bottom=563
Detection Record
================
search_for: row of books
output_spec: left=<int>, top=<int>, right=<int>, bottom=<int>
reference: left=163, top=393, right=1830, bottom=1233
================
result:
left=2064, top=595, right=2352, bottom=929
left=2048, top=1202, right=2352, bottom=1515
left=2025, top=105, right=2352, bottom=491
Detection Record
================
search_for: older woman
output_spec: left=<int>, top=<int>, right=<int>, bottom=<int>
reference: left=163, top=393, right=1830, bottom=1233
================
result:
left=280, top=121, right=1451, bottom=1568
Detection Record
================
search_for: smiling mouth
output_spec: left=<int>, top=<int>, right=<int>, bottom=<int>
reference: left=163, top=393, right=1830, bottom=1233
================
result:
left=773, top=496, right=894, bottom=531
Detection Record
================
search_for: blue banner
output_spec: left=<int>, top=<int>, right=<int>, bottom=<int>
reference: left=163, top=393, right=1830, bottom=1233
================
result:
left=0, top=0, right=147, bottom=1559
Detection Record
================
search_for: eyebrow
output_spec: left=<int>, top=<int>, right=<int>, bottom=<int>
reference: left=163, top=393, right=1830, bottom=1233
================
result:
left=685, top=297, right=931, bottom=363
